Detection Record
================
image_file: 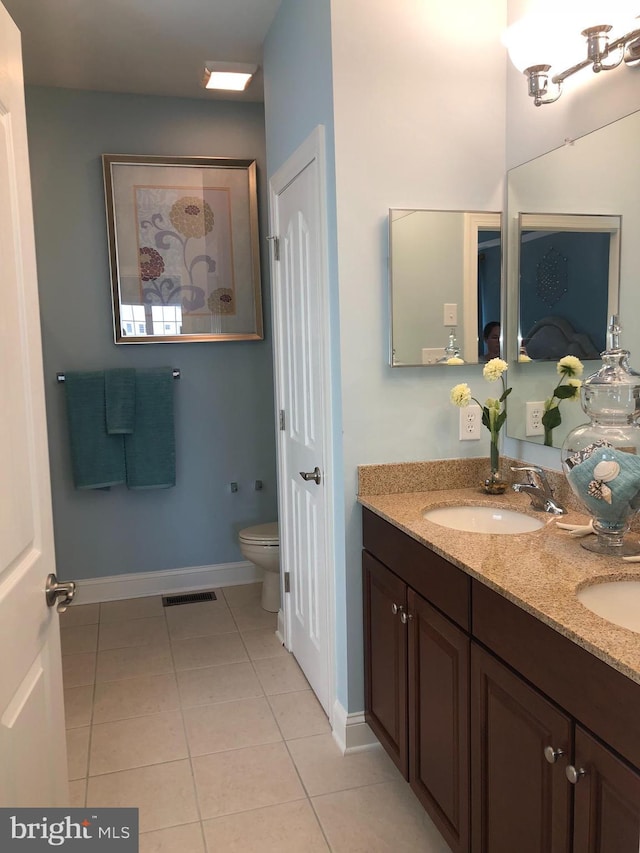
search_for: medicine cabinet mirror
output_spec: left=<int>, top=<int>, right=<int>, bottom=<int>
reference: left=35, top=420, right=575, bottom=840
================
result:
left=389, top=209, right=501, bottom=367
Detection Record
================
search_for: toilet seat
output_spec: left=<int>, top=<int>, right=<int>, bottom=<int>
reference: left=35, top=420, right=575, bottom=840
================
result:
left=238, top=522, right=279, bottom=545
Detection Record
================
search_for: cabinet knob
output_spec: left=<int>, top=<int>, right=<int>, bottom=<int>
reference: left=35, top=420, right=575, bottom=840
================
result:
left=391, top=603, right=400, bottom=615
left=400, top=611, right=413, bottom=624
left=566, top=765, right=586, bottom=784
left=543, top=746, right=565, bottom=764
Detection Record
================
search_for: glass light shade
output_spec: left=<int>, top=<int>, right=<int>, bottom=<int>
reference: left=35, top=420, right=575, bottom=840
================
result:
left=503, top=0, right=639, bottom=75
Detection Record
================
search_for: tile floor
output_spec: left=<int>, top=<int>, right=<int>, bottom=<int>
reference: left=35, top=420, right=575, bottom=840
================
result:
left=61, top=582, right=450, bottom=852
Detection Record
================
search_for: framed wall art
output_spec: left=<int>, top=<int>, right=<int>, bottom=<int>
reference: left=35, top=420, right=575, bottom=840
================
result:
left=102, top=154, right=263, bottom=343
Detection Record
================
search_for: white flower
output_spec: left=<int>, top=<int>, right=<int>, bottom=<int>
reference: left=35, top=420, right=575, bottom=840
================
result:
left=518, top=353, right=532, bottom=363
left=557, top=355, right=584, bottom=377
left=482, top=358, right=508, bottom=382
left=446, top=357, right=465, bottom=365
left=450, top=383, right=471, bottom=407
left=567, top=377, right=582, bottom=400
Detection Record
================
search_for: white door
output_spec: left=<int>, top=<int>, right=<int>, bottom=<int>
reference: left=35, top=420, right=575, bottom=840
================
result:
left=0, top=3, right=69, bottom=806
left=270, top=128, right=334, bottom=716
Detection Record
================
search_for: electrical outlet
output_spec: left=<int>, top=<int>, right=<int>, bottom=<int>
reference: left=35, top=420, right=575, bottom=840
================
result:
left=443, top=303, right=458, bottom=326
left=526, top=401, right=545, bottom=436
left=459, top=404, right=482, bottom=441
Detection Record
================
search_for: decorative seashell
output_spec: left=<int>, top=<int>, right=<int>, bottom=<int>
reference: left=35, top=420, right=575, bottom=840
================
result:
left=593, top=460, right=620, bottom=483
left=587, top=479, right=613, bottom=504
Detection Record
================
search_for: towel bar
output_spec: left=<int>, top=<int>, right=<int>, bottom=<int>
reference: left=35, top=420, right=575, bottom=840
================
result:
left=57, top=369, right=180, bottom=382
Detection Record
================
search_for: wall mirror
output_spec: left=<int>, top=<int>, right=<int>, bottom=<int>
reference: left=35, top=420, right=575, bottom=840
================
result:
left=389, top=209, right=501, bottom=367
left=506, top=109, right=639, bottom=447
left=103, top=154, right=263, bottom=344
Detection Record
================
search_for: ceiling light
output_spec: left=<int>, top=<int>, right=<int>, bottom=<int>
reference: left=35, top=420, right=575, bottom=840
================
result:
left=202, top=62, right=257, bottom=92
left=504, top=1, right=640, bottom=106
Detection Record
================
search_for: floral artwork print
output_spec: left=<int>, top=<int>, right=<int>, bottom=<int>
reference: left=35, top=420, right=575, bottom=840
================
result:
left=134, top=186, right=235, bottom=315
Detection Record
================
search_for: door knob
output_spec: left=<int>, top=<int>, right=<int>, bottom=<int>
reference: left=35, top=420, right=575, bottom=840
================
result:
left=544, top=746, right=565, bottom=764
left=299, top=467, right=322, bottom=485
left=566, top=765, right=586, bottom=784
left=400, top=611, right=413, bottom=624
left=45, top=573, right=76, bottom=614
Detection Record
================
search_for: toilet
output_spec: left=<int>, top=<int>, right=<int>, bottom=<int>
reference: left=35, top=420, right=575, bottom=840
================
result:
left=238, top=522, right=280, bottom=612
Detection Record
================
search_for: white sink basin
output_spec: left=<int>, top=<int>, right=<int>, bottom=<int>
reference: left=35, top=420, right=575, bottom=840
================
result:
left=423, top=505, right=544, bottom=535
left=577, top=581, right=640, bottom=633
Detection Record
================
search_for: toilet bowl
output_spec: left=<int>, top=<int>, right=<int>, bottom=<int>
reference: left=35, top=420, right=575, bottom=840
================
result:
left=238, top=522, right=280, bottom=612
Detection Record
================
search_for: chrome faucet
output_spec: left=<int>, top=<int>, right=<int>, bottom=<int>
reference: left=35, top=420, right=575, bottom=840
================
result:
left=510, top=466, right=566, bottom=515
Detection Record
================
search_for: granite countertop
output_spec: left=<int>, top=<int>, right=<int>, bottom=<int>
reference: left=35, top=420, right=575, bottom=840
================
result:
left=358, top=460, right=640, bottom=686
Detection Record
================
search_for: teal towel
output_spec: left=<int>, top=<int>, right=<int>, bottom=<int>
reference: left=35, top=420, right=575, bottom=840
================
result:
left=567, top=446, right=640, bottom=523
left=125, top=368, right=176, bottom=489
left=105, top=368, right=136, bottom=434
left=64, top=371, right=126, bottom=489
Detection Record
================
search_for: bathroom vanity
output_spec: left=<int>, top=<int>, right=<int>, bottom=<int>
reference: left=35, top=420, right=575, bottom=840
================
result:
left=360, top=475, right=640, bottom=853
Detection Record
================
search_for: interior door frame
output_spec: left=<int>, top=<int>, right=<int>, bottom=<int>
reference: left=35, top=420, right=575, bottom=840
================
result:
left=268, top=124, right=336, bottom=726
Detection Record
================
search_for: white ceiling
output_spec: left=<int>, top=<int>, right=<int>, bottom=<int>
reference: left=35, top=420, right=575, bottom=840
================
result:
left=2, top=0, right=282, bottom=102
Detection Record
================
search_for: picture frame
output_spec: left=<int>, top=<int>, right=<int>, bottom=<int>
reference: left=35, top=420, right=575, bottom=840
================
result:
left=102, top=154, right=263, bottom=343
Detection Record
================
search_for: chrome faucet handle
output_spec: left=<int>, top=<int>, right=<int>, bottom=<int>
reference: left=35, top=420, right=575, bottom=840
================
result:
left=510, top=465, right=552, bottom=494
left=510, top=466, right=566, bottom=514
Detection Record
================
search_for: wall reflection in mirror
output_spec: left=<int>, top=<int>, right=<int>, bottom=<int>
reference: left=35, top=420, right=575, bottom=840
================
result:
left=517, top=213, right=620, bottom=361
left=389, top=210, right=501, bottom=367
left=506, top=109, right=639, bottom=448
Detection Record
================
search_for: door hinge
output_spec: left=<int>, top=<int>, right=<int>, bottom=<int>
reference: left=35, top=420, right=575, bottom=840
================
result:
left=267, top=235, right=280, bottom=261
left=279, top=409, right=286, bottom=430
left=284, top=572, right=290, bottom=593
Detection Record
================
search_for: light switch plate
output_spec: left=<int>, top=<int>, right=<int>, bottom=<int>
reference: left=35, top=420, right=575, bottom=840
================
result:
left=443, top=303, right=458, bottom=326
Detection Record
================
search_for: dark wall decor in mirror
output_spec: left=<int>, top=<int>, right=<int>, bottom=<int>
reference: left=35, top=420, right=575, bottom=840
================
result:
left=389, top=209, right=501, bottom=366
left=103, top=155, right=263, bottom=344
left=517, top=213, right=620, bottom=361
left=505, top=109, right=639, bottom=448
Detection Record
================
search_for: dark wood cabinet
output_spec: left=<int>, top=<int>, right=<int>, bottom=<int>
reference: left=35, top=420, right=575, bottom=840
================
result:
left=362, top=550, right=408, bottom=776
left=572, top=726, right=640, bottom=853
left=471, top=643, right=571, bottom=853
left=408, top=589, right=470, bottom=853
left=363, top=510, right=471, bottom=853
left=362, top=506, right=640, bottom=853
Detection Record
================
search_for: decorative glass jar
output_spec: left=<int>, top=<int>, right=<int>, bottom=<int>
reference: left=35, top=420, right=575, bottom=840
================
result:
left=561, top=318, right=640, bottom=556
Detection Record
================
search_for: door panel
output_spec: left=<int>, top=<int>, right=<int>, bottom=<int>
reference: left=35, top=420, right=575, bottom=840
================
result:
left=409, top=589, right=469, bottom=853
left=273, top=154, right=329, bottom=712
left=573, top=726, right=640, bottom=853
left=363, top=551, right=408, bottom=777
left=471, top=644, right=571, bottom=853
left=0, top=2, right=67, bottom=806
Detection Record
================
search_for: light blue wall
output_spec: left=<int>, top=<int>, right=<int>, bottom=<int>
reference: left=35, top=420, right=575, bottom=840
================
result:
left=26, top=86, right=278, bottom=581
left=263, top=0, right=348, bottom=708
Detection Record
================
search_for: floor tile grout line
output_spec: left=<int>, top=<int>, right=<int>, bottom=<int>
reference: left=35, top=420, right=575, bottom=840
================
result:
left=164, top=612, right=207, bottom=833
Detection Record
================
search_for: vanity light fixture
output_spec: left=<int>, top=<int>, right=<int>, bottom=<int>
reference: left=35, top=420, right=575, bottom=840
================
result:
left=202, top=61, right=258, bottom=92
left=504, top=3, right=640, bottom=106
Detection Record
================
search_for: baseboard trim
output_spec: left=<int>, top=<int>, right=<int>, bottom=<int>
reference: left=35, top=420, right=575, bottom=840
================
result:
left=331, top=699, right=379, bottom=754
left=71, top=561, right=262, bottom=604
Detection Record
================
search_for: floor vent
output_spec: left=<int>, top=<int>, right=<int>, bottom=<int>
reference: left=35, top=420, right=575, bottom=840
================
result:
left=162, top=591, right=217, bottom=607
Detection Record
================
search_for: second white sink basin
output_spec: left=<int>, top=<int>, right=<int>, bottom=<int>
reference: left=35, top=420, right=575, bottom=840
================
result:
left=423, top=505, right=544, bottom=535
left=577, top=581, right=640, bottom=633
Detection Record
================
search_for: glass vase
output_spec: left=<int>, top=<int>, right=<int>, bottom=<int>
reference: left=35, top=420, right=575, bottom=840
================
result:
left=561, top=317, right=640, bottom=557
left=484, top=439, right=507, bottom=495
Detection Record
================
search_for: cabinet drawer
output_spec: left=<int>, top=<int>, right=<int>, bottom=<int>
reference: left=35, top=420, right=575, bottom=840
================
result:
left=362, top=508, right=470, bottom=631
left=472, top=579, right=640, bottom=770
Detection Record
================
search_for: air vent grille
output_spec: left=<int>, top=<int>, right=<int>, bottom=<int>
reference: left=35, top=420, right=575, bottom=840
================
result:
left=162, top=591, right=217, bottom=607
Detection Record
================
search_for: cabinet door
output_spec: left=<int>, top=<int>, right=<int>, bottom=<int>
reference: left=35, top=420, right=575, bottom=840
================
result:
left=408, top=589, right=470, bottom=853
left=572, top=726, right=640, bottom=852
left=471, top=644, right=572, bottom=853
left=362, top=551, right=408, bottom=777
